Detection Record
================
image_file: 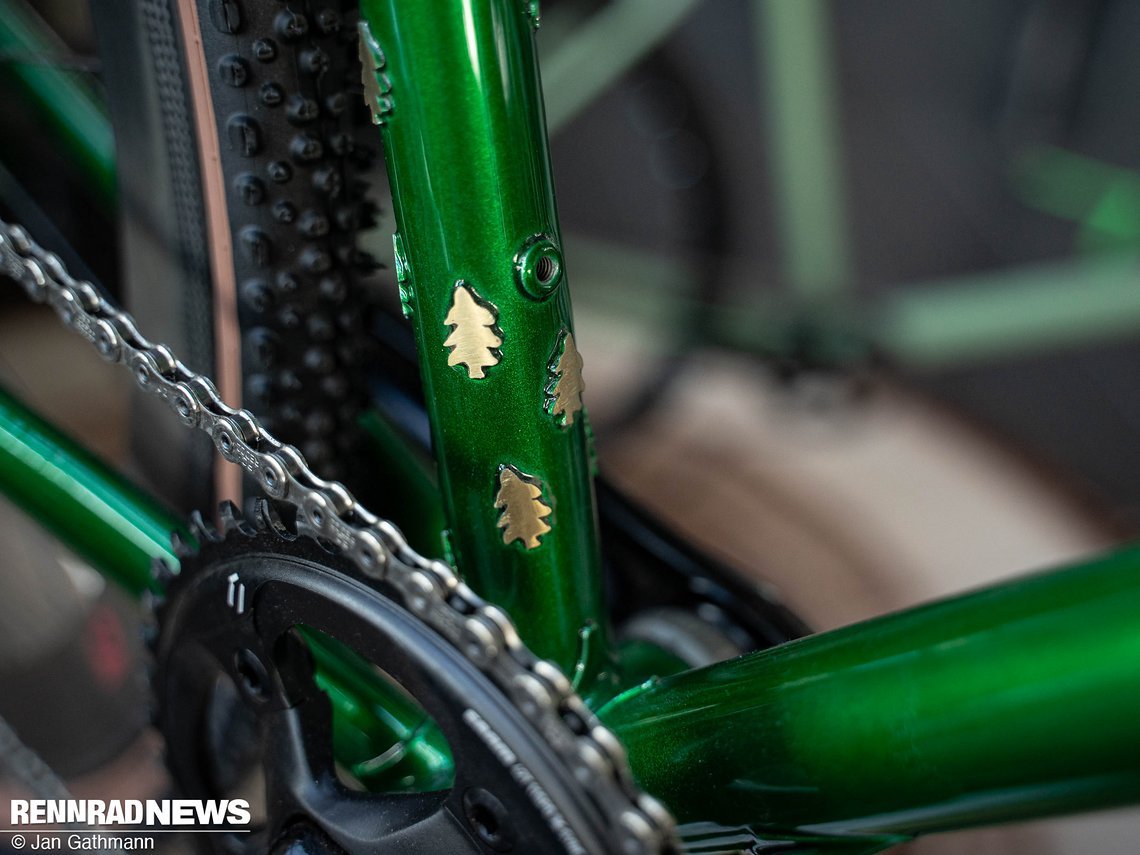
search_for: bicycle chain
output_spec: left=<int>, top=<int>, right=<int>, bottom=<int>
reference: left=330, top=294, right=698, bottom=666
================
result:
left=0, top=218, right=678, bottom=855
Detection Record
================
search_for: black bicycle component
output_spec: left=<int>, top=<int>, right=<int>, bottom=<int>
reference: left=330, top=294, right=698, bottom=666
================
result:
left=154, top=504, right=664, bottom=855
left=192, top=0, right=379, bottom=484
left=597, top=479, right=810, bottom=652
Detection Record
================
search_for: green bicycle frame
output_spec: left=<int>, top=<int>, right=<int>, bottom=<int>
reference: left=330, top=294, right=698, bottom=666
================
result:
left=600, top=545, right=1140, bottom=843
left=2, top=0, right=1140, bottom=851
left=357, top=0, right=613, bottom=694
left=5, top=375, right=1140, bottom=847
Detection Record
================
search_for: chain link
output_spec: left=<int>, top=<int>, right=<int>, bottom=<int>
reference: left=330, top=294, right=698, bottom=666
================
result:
left=0, top=218, right=677, bottom=854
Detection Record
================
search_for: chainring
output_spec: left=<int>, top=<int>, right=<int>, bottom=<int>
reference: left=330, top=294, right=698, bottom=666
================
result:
left=0, top=218, right=676, bottom=854
left=152, top=502, right=676, bottom=855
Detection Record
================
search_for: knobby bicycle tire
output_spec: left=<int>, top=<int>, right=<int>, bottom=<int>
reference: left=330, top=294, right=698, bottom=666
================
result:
left=91, top=0, right=380, bottom=513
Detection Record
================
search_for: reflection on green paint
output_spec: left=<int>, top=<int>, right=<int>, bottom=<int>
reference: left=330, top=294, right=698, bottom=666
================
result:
left=358, top=0, right=616, bottom=695
left=0, top=382, right=181, bottom=594
left=602, top=545, right=1140, bottom=840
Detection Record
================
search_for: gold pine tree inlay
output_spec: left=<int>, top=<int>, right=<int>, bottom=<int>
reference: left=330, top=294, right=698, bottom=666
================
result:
left=443, top=283, right=502, bottom=379
left=546, top=330, right=584, bottom=426
left=358, top=25, right=390, bottom=125
left=495, top=466, right=552, bottom=549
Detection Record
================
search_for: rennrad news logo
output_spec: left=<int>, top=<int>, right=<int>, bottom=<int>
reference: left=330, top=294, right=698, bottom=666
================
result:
left=10, top=800, right=252, bottom=827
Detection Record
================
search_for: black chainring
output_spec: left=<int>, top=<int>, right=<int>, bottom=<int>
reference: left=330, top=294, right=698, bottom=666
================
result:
left=152, top=503, right=652, bottom=855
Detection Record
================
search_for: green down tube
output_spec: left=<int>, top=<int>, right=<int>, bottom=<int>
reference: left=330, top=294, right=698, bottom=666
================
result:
left=599, top=546, right=1140, bottom=845
left=358, top=0, right=612, bottom=691
left=0, top=383, right=178, bottom=594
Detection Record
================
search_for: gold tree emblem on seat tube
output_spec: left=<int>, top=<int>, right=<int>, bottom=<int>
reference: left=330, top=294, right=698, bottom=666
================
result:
left=546, top=330, right=584, bottom=426
left=443, top=283, right=502, bottom=379
left=358, top=24, right=393, bottom=125
left=495, top=465, right=552, bottom=549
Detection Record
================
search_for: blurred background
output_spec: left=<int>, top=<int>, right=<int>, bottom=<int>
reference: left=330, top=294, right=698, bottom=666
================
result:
left=2, top=0, right=1140, bottom=852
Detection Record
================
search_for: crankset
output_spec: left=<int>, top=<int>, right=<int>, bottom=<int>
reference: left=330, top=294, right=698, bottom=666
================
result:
left=0, top=219, right=677, bottom=854
left=153, top=502, right=676, bottom=855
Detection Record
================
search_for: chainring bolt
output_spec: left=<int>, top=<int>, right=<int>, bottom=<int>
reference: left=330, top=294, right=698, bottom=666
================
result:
left=233, top=648, right=271, bottom=702
left=462, top=788, right=514, bottom=852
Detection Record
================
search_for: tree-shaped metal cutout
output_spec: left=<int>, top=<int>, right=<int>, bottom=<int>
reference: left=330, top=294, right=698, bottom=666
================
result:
left=443, top=283, right=502, bottom=379
left=545, top=330, right=584, bottom=427
left=495, top=465, right=552, bottom=549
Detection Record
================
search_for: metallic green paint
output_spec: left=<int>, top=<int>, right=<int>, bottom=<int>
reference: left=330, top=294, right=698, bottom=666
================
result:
left=8, top=0, right=1138, bottom=835
left=600, top=546, right=1140, bottom=837
left=358, top=0, right=613, bottom=690
left=0, top=383, right=181, bottom=593
left=617, top=638, right=690, bottom=686
left=0, top=0, right=115, bottom=202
